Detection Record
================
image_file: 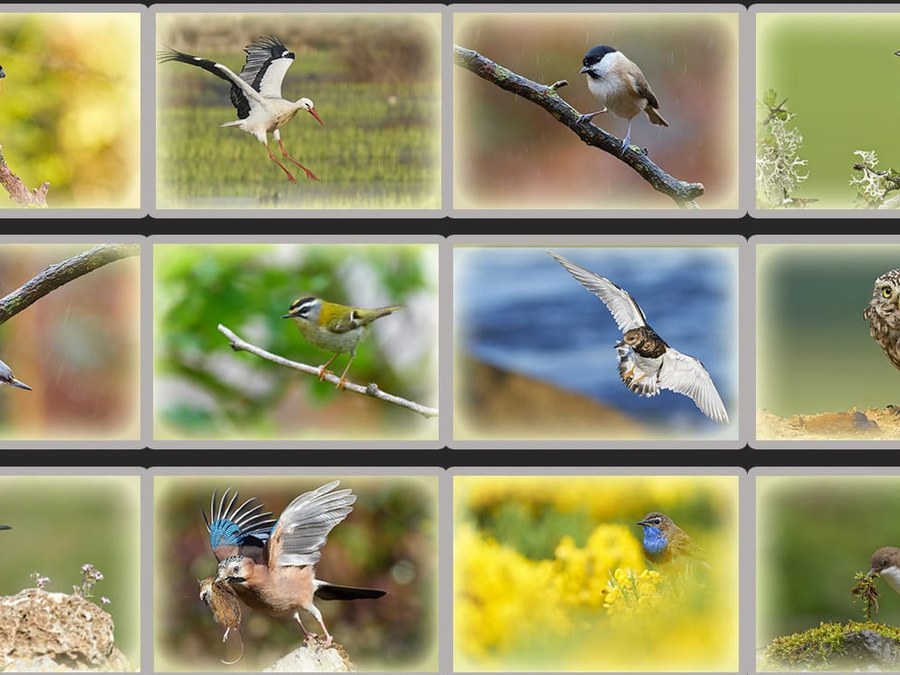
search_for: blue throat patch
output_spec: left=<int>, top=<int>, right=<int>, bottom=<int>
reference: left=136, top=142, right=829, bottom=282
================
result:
left=641, top=525, right=668, bottom=557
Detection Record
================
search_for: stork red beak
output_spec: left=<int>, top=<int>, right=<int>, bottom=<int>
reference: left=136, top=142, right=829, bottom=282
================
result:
left=308, top=106, right=324, bottom=126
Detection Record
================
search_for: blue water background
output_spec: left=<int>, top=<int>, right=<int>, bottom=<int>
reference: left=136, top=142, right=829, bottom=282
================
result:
left=455, top=247, right=739, bottom=434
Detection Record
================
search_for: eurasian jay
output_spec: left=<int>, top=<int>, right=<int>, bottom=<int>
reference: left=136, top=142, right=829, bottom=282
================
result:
left=205, top=481, right=386, bottom=647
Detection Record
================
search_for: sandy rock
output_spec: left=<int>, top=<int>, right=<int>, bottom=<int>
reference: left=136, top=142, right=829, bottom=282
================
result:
left=757, top=406, right=900, bottom=440
left=457, top=355, right=649, bottom=439
left=0, top=588, right=131, bottom=672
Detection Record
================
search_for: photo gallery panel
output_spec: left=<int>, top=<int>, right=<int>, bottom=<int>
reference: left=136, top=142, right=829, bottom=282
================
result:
left=0, top=3, right=898, bottom=674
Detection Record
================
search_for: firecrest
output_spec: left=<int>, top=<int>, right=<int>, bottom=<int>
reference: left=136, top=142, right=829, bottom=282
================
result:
left=282, top=296, right=403, bottom=389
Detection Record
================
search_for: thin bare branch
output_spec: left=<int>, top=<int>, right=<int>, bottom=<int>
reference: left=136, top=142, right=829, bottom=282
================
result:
left=217, top=324, right=439, bottom=419
left=0, top=144, right=50, bottom=208
left=0, top=244, right=140, bottom=325
left=454, top=45, right=704, bottom=209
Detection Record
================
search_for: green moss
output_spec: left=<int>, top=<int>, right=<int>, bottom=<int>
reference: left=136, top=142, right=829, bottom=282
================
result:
left=763, top=621, right=900, bottom=671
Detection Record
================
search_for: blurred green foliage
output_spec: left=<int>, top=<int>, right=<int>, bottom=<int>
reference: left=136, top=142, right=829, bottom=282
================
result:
left=758, top=476, right=900, bottom=645
left=154, top=475, right=438, bottom=671
left=756, top=13, right=900, bottom=208
left=155, top=14, right=440, bottom=208
left=0, top=476, right=140, bottom=668
left=0, top=13, right=140, bottom=208
left=757, top=244, right=900, bottom=416
left=153, top=243, right=438, bottom=440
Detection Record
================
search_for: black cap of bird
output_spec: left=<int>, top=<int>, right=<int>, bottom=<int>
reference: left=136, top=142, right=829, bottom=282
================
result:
left=157, top=36, right=323, bottom=184
left=282, top=297, right=404, bottom=389
left=578, top=44, right=668, bottom=154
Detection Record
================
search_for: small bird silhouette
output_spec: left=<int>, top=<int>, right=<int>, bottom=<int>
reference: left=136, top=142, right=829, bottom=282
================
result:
left=636, top=512, right=707, bottom=567
left=208, top=481, right=387, bottom=647
left=0, top=359, right=31, bottom=391
left=199, top=576, right=244, bottom=664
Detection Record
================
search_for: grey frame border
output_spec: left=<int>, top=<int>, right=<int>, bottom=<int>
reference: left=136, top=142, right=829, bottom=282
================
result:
left=149, top=235, right=445, bottom=450
left=748, top=466, right=900, bottom=675
left=449, top=466, right=750, bottom=675
left=750, top=235, right=900, bottom=448
left=0, top=4, right=148, bottom=218
left=749, top=4, right=900, bottom=218
left=149, top=465, right=445, bottom=675
left=447, top=234, right=750, bottom=449
left=449, top=3, right=747, bottom=219
left=0, top=235, right=146, bottom=449
left=148, top=3, right=448, bottom=219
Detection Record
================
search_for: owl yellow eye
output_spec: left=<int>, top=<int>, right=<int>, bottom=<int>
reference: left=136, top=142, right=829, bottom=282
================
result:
left=883, top=287, right=893, bottom=299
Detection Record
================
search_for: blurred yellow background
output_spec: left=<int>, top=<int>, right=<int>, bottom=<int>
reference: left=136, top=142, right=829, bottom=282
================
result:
left=454, top=475, right=739, bottom=672
left=0, top=13, right=140, bottom=208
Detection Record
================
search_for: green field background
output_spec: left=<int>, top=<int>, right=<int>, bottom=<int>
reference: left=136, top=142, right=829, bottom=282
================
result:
left=155, top=13, right=441, bottom=209
left=0, top=476, right=140, bottom=668
left=757, top=244, right=900, bottom=416
left=758, top=476, right=900, bottom=645
left=756, top=13, right=900, bottom=208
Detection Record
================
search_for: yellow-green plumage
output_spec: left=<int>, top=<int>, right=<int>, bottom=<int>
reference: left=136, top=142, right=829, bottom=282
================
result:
left=282, top=296, right=403, bottom=387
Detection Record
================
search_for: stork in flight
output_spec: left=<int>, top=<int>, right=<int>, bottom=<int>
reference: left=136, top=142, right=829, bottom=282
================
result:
left=158, top=36, right=324, bottom=184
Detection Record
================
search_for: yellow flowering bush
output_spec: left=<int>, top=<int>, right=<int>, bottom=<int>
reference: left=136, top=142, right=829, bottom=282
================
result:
left=454, top=475, right=739, bottom=671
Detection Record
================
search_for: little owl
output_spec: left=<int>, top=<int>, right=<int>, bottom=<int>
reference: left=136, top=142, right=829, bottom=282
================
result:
left=864, top=269, right=900, bottom=370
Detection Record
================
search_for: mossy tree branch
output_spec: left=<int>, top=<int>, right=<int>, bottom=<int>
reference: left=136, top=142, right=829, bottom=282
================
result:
left=0, top=244, right=140, bottom=325
left=217, top=324, right=439, bottom=419
left=0, top=145, right=50, bottom=208
left=454, top=45, right=704, bottom=209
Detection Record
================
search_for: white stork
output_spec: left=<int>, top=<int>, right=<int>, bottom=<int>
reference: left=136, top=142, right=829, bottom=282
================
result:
left=158, top=36, right=324, bottom=184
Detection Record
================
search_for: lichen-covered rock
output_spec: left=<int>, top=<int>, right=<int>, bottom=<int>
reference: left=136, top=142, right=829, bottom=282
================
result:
left=0, top=588, right=131, bottom=672
left=762, top=620, right=900, bottom=671
left=264, top=642, right=353, bottom=672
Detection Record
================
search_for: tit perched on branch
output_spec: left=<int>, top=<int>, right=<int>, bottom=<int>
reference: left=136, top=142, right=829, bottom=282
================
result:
left=579, top=45, right=668, bottom=154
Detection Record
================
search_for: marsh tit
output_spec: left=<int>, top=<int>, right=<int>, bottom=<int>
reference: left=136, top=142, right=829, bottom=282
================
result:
left=579, top=45, right=668, bottom=153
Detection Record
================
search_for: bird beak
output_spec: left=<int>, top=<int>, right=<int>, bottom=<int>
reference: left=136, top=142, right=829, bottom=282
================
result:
left=896, top=50, right=900, bottom=57
left=0, top=525, right=10, bottom=531
left=580, top=66, right=589, bottom=74
left=868, top=567, right=879, bottom=578
left=10, top=379, right=31, bottom=391
left=281, top=312, right=293, bottom=319
left=636, top=519, right=648, bottom=527
left=308, top=106, right=324, bottom=126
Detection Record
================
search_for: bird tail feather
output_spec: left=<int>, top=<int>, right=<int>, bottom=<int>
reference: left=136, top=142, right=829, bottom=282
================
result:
left=315, top=582, right=387, bottom=601
left=645, top=107, right=669, bottom=127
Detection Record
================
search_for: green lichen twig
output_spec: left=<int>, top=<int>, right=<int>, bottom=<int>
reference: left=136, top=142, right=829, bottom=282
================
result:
left=0, top=244, right=140, bottom=325
left=0, top=144, right=50, bottom=208
left=851, top=571, right=880, bottom=620
left=453, top=45, right=704, bottom=209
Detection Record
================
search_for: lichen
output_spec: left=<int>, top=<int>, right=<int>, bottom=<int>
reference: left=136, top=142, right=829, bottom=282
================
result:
left=762, top=621, right=900, bottom=671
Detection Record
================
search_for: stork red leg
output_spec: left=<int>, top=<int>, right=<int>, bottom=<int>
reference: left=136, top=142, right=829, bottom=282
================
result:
left=266, top=145, right=298, bottom=184
left=278, top=138, right=319, bottom=182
